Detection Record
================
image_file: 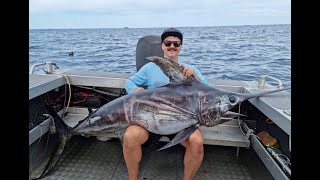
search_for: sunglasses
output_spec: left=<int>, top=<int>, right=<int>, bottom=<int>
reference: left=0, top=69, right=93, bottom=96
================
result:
left=163, top=41, right=182, bottom=47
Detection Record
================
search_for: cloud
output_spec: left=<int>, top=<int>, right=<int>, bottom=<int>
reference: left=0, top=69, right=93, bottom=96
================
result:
left=30, top=0, right=175, bottom=13
left=30, top=0, right=289, bottom=13
left=29, top=0, right=290, bottom=28
left=234, top=9, right=288, bottom=16
left=30, top=0, right=290, bottom=15
left=231, top=0, right=290, bottom=16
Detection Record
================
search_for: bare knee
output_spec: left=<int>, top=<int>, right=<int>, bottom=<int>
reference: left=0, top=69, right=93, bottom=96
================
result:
left=182, top=130, right=204, bottom=154
left=123, top=125, right=148, bottom=148
left=189, top=133, right=204, bottom=151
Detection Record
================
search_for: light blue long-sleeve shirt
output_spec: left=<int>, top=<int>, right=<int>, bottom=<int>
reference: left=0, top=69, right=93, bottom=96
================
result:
left=125, top=61, right=213, bottom=94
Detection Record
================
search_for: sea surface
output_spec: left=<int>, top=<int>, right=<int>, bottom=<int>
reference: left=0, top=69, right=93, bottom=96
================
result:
left=29, top=24, right=291, bottom=89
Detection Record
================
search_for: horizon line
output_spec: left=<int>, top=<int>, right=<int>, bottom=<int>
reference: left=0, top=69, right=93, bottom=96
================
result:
left=29, top=23, right=290, bottom=30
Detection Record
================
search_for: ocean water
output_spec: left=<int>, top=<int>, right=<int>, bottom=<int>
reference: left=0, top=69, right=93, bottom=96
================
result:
left=29, top=24, right=291, bottom=88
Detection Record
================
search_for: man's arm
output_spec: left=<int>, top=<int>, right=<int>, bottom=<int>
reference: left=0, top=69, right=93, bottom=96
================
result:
left=180, top=64, right=213, bottom=87
left=194, top=68, right=213, bottom=87
left=125, top=64, right=149, bottom=94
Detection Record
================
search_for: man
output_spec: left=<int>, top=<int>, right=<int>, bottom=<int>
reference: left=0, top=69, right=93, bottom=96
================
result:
left=124, top=28, right=212, bottom=180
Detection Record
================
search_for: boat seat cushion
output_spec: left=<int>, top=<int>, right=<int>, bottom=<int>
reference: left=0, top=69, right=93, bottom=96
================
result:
left=136, top=35, right=164, bottom=71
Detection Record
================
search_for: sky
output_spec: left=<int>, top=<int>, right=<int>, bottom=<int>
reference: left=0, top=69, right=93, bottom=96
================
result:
left=29, top=0, right=291, bottom=29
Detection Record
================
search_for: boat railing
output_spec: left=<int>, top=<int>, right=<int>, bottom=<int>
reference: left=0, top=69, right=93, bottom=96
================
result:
left=29, top=61, right=60, bottom=74
left=258, top=75, right=284, bottom=89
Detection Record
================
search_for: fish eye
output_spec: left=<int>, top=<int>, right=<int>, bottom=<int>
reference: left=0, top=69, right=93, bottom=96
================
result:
left=229, top=95, right=236, bottom=103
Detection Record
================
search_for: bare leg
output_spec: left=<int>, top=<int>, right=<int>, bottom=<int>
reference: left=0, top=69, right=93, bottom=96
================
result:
left=123, top=125, right=149, bottom=180
left=180, top=128, right=204, bottom=180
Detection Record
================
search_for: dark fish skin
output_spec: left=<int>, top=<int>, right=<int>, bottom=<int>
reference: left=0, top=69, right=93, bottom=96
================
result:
left=71, top=79, right=265, bottom=136
left=34, top=56, right=290, bottom=179
left=72, top=82, right=204, bottom=136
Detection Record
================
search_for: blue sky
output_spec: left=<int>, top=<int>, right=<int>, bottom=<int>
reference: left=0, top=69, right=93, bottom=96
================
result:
left=29, top=0, right=291, bottom=29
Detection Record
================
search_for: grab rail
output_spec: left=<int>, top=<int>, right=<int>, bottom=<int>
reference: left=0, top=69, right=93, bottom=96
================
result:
left=258, top=75, right=284, bottom=89
left=29, top=61, right=60, bottom=74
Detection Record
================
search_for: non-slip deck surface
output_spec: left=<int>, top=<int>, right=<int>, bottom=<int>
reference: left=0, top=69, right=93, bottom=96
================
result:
left=30, top=135, right=273, bottom=180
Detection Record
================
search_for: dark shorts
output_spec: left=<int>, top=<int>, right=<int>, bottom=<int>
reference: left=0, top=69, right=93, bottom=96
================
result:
left=142, top=132, right=178, bottom=147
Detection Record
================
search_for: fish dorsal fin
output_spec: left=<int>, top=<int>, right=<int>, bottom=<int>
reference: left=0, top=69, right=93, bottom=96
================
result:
left=145, top=56, right=198, bottom=84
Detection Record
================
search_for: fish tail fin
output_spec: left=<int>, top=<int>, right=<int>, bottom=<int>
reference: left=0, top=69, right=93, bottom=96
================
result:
left=45, top=105, right=73, bottom=134
left=32, top=105, right=73, bottom=179
left=32, top=134, right=71, bottom=179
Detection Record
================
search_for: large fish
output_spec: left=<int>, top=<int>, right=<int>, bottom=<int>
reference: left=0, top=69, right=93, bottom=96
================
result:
left=33, top=56, right=290, bottom=179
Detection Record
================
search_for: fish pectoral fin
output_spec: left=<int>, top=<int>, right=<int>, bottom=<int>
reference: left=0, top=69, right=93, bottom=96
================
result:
left=117, top=129, right=126, bottom=146
left=156, top=125, right=198, bottom=151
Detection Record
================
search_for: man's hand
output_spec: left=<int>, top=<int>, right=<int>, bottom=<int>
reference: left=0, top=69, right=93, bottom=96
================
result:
left=134, top=87, right=145, bottom=92
left=180, top=64, right=200, bottom=81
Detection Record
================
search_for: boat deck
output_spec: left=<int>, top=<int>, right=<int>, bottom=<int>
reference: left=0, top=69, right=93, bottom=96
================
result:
left=30, top=135, right=273, bottom=180
left=29, top=71, right=290, bottom=180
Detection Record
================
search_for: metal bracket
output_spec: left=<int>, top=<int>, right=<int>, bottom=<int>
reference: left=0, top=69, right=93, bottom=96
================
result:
left=43, top=114, right=56, bottom=134
left=246, top=128, right=255, bottom=139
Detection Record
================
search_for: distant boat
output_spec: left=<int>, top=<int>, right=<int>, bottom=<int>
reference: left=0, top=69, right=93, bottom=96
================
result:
left=124, top=27, right=129, bottom=29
